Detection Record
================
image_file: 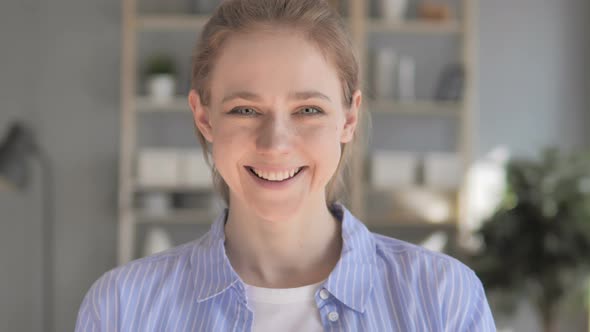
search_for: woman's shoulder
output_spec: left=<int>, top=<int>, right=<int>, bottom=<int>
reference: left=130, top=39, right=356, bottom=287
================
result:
left=82, top=235, right=208, bottom=303
left=75, top=232, right=218, bottom=330
left=367, top=233, right=495, bottom=331
left=370, top=231, right=476, bottom=278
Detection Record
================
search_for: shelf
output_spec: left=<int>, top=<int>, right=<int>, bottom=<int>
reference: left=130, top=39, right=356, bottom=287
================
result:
left=367, top=19, right=461, bottom=34
left=136, top=14, right=210, bottom=30
left=135, top=208, right=215, bottom=225
left=367, top=99, right=462, bottom=116
left=136, top=96, right=190, bottom=113
left=118, top=0, right=476, bottom=266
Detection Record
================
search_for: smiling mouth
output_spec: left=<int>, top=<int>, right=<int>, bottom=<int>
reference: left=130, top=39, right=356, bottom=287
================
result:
left=246, top=166, right=305, bottom=182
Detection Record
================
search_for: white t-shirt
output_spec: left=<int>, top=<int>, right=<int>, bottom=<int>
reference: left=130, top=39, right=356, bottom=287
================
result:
left=244, top=280, right=325, bottom=332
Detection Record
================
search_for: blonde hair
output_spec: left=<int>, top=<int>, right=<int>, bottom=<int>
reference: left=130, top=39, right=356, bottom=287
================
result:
left=191, top=0, right=360, bottom=206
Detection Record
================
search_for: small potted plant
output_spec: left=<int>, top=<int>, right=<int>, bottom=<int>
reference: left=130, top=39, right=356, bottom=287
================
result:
left=144, top=54, right=177, bottom=103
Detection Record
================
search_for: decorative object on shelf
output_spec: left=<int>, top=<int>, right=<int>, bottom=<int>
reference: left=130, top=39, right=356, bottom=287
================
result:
left=140, top=192, right=172, bottom=217
left=137, top=148, right=179, bottom=187
left=423, top=152, right=462, bottom=191
left=378, top=0, right=409, bottom=21
left=137, top=148, right=213, bottom=190
left=191, top=0, right=221, bottom=14
left=372, top=47, right=397, bottom=100
left=144, top=54, right=177, bottom=104
left=397, top=55, right=416, bottom=101
left=435, top=63, right=465, bottom=101
left=0, top=122, right=54, bottom=330
left=371, top=150, right=417, bottom=190
left=391, top=187, right=454, bottom=223
left=468, top=148, right=590, bottom=332
left=142, top=227, right=174, bottom=256
left=418, top=1, right=452, bottom=21
left=177, top=149, right=212, bottom=188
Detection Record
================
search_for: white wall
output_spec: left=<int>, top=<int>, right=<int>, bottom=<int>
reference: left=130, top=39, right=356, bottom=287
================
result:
left=477, top=0, right=589, bottom=158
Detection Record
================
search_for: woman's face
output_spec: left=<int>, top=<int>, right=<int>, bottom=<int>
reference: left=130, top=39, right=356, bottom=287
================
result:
left=190, top=28, right=361, bottom=220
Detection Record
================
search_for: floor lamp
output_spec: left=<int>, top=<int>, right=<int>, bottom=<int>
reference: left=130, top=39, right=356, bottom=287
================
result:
left=0, top=122, right=54, bottom=332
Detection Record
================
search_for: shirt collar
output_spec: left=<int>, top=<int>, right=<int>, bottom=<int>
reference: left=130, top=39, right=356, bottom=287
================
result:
left=323, top=204, right=377, bottom=313
left=191, top=209, right=242, bottom=303
left=190, top=203, right=377, bottom=312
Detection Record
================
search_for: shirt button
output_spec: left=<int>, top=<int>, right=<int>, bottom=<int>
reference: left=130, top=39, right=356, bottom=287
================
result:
left=328, top=311, right=339, bottom=322
left=319, top=289, right=330, bottom=300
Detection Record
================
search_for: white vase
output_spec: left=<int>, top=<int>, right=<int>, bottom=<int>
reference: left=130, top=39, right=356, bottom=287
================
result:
left=397, top=55, right=416, bottom=101
left=147, top=74, right=176, bottom=103
left=373, top=48, right=397, bottom=99
left=379, top=0, right=409, bottom=21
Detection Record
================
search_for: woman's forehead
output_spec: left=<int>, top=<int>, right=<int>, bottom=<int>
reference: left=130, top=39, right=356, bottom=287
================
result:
left=209, top=29, right=342, bottom=102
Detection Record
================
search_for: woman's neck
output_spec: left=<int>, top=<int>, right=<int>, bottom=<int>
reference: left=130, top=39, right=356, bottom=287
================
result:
left=223, top=197, right=342, bottom=289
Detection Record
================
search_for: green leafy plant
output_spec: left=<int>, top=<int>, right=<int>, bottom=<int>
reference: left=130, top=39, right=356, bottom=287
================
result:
left=144, top=54, right=177, bottom=77
left=469, top=148, right=590, bottom=332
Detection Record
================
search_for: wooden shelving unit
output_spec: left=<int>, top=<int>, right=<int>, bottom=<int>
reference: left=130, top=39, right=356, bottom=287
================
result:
left=135, top=96, right=190, bottom=113
left=367, top=99, right=462, bottom=116
left=118, top=0, right=478, bottom=264
left=348, top=0, right=477, bottom=234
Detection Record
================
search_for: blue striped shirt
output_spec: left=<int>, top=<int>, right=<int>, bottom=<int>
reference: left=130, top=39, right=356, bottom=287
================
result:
left=75, top=204, right=496, bottom=331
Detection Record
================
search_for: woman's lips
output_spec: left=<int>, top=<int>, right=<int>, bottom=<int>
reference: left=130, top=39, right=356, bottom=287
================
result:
left=245, top=166, right=307, bottom=188
left=247, top=166, right=304, bottom=182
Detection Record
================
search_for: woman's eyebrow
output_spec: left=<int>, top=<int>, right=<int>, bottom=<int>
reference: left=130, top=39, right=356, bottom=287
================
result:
left=221, top=90, right=332, bottom=104
left=290, top=91, right=332, bottom=102
left=221, top=91, right=262, bottom=104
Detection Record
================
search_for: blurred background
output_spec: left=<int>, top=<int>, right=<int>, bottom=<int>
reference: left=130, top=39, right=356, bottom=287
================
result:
left=0, top=0, right=588, bottom=331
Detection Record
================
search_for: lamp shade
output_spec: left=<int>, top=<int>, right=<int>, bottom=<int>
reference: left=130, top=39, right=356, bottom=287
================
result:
left=0, top=123, right=36, bottom=190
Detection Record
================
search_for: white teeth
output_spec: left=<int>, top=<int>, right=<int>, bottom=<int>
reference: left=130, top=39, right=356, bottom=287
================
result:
left=251, top=167, right=301, bottom=182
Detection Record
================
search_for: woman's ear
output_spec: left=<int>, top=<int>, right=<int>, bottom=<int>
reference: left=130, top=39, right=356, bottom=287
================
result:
left=189, top=89, right=214, bottom=143
left=341, top=90, right=362, bottom=143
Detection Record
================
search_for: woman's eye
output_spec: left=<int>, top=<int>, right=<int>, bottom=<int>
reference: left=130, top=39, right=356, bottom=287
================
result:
left=298, top=107, right=322, bottom=115
left=230, top=107, right=257, bottom=116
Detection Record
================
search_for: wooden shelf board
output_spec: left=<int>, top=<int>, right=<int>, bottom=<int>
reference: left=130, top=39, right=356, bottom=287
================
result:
left=367, top=19, right=461, bottom=34
left=136, top=96, right=189, bottom=113
left=368, top=100, right=462, bottom=116
left=137, top=14, right=210, bottom=30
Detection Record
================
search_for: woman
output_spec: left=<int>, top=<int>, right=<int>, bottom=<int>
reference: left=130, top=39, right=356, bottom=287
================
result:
left=76, top=0, right=496, bottom=331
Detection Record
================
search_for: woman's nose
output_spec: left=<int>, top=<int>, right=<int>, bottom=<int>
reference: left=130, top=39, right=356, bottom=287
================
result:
left=256, top=116, right=293, bottom=155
